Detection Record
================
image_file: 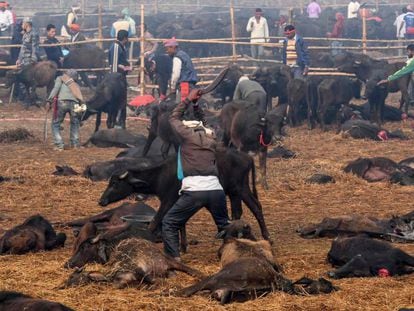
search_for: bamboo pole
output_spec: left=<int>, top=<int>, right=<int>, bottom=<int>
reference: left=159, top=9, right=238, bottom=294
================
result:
left=139, top=4, right=145, bottom=96
left=98, top=1, right=103, bottom=49
left=362, top=8, right=367, bottom=54
left=81, top=0, right=85, bottom=19
left=154, top=0, right=158, bottom=14
left=288, top=8, right=293, bottom=24
left=230, top=2, right=237, bottom=62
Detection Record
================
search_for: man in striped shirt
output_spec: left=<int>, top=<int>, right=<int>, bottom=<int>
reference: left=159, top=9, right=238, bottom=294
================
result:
left=281, top=25, right=310, bottom=78
left=108, top=30, right=131, bottom=75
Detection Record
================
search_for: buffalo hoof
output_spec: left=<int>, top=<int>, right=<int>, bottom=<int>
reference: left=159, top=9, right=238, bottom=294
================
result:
left=327, top=271, right=338, bottom=279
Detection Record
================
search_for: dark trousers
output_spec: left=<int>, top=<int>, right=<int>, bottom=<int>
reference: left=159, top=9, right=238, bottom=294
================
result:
left=162, top=190, right=229, bottom=258
left=246, top=91, right=267, bottom=115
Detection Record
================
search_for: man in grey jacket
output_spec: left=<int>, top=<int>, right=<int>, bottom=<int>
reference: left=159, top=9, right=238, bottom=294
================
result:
left=233, top=76, right=267, bottom=114
left=47, top=69, right=84, bottom=150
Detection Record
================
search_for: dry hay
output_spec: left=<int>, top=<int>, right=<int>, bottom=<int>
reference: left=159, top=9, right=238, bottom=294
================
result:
left=0, top=98, right=414, bottom=311
left=0, top=128, right=34, bottom=143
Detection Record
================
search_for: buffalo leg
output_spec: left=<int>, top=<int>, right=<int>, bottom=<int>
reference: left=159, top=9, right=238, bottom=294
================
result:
left=258, top=149, right=268, bottom=190
left=142, top=130, right=157, bottom=156
left=95, top=112, right=102, bottom=132
left=328, top=255, right=371, bottom=279
left=228, top=194, right=243, bottom=220
left=241, top=191, right=270, bottom=240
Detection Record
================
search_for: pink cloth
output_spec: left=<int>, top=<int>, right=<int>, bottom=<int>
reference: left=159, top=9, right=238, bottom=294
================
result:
left=307, top=2, right=321, bottom=18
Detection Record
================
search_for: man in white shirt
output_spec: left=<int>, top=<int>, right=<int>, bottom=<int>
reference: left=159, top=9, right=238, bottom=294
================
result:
left=0, top=1, right=13, bottom=36
left=246, top=8, right=269, bottom=59
left=347, top=0, right=360, bottom=19
left=394, top=7, right=408, bottom=56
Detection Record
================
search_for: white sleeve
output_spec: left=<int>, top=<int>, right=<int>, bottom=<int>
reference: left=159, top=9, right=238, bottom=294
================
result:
left=246, top=17, right=253, bottom=32
left=7, top=11, right=13, bottom=25
left=264, top=19, right=269, bottom=41
left=171, top=57, right=182, bottom=89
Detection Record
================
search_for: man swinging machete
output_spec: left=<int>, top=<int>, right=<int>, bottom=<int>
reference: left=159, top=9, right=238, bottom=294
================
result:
left=46, top=69, right=86, bottom=150
left=162, top=67, right=232, bottom=261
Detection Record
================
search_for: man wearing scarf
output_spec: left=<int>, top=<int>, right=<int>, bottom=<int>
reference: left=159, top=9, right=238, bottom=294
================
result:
left=47, top=69, right=84, bottom=150
left=281, top=24, right=310, bottom=78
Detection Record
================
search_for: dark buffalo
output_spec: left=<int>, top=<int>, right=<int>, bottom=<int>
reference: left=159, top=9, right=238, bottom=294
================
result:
left=212, top=64, right=244, bottom=105
left=81, top=72, right=127, bottom=132
left=62, top=45, right=106, bottom=88
left=220, top=101, right=285, bottom=189
left=6, top=61, right=57, bottom=106
left=0, top=291, right=73, bottom=311
left=99, top=148, right=270, bottom=242
left=116, top=137, right=175, bottom=158
left=0, top=215, right=66, bottom=255
left=83, top=129, right=147, bottom=148
left=327, top=236, right=414, bottom=278
left=340, top=119, right=407, bottom=141
left=365, top=71, right=389, bottom=125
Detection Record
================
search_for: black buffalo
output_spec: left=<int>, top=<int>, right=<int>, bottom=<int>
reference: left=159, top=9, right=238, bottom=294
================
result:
left=0, top=291, right=73, bottom=311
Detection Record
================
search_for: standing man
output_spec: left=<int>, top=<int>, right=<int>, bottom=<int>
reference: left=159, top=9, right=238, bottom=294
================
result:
left=401, top=5, right=414, bottom=40
left=0, top=1, right=13, bottom=37
left=347, top=0, right=360, bottom=19
left=282, top=25, right=310, bottom=78
left=163, top=89, right=230, bottom=261
left=143, top=24, right=158, bottom=58
left=394, top=7, right=407, bottom=56
left=69, top=24, right=85, bottom=46
left=164, top=37, right=198, bottom=102
left=233, top=76, right=267, bottom=115
left=61, top=5, right=80, bottom=38
left=307, top=0, right=322, bottom=19
left=327, top=13, right=345, bottom=56
left=17, top=19, right=39, bottom=67
left=47, top=69, right=84, bottom=150
left=246, top=8, right=269, bottom=59
left=44, top=24, right=64, bottom=70
left=108, top=29, right=131, bottom=75
left=110, top=12, right=131, bottom=38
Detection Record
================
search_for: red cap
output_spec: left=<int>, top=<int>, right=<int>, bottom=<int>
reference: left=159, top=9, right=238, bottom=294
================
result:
left=70, top=24, right=80, bottom=32
left=0, top=2, right=7, bottom=8
left=378, top=268, right=390, bottom=277
left=377, top=130, right=388, bottom=141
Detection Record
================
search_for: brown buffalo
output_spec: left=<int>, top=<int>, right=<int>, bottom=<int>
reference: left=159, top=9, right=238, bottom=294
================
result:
left=0, top=291, right=73, bottom=311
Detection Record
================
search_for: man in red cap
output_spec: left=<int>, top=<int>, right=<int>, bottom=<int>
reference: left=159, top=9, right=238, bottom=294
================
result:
left=69, top=23, right=85, bottom=48
left=281, top=24, right=310, bottom=78
left=164, top=37, right=198, bottom=102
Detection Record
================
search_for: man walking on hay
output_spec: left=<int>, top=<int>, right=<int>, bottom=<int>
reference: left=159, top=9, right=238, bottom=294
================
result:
left=46, top=69, right=85, bottom=150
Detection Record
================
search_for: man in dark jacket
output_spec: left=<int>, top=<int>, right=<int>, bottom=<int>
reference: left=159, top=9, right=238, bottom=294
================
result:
left=44, top=24, right=64, bottom=69
left=108, top=29, right=131, bottom=75
left=164, top=37, right=198, bottom=102
left=163, top=89, right=230, bottom=260
left=282, top=24, right=310, bottom=78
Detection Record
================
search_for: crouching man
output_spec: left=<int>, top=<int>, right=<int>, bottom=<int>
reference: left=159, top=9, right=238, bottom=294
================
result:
left=46, top=69, right=85, bottom=150
left=162, top=89, right=230, bottom=261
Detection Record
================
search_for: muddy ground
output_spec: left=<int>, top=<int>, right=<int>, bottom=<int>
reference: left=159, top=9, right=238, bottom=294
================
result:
left=0, top=91, right=413, bottom=311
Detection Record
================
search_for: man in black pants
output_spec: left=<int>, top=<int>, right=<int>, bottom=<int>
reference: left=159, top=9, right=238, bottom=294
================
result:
left=233, top=75, right=268, bottom=114
left=163, top=89, right=230, bottom=261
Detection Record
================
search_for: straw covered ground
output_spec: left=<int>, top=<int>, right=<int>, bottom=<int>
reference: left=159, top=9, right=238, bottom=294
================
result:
left=0, top=97, right=414, bottom=311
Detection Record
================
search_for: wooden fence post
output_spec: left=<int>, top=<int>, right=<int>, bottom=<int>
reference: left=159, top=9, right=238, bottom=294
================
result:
left=140, top=4, right=145, bottom=96
left=361, top=8, right=367, bottom=54
left=230, top=1, right=237, bottom=61
left=98, top=1, right=103, bottom=49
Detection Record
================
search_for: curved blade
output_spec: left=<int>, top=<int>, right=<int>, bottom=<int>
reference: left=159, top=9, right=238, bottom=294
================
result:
left=199, top=66, right=230, bottom=95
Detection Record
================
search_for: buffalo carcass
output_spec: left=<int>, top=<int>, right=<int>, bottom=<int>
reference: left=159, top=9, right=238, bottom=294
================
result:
left=327, top=236, right=414, bottom=279
left=5, top=61, right=57, bottom=107
left=0, top=291, right=73, bottom=311
left=63, top=238, right=203, bottom=288
left=220, top=101, right=285, bottom=189
left=0, top=215, right=66, bottom=255
left=335, top=52, right=410, bottom=114
left=62, top=45, right=106, bottom=88
left=98, top=148, right=271, bottom=243
left=81, top=72, right=127, bottom=132
left=83, top=129, right=147, bottom=148
left=340, top=119, right=407, bottom=141
left=65, top=219, right=156, bottom=268
left=66, top=202, right=156, bottom=234
left=178, top=221, right=336, bottom=304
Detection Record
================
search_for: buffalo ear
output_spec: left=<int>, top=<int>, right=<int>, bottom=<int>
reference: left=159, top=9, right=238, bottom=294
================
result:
left=128, top=176, right=149, bottom=186
left=119, top=171, right=129, bottom=179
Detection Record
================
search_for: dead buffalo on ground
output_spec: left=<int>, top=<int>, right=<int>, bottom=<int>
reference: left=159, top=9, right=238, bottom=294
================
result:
left=63, top=238, right=203, bottom=288
left=0, top=215, right=66, bottom=255
left=341, top=119, right=407, bottom=141
left=343, top=157, right=414, bottom=184
left=83, top=156, right=165, bottom=182
left=83, top=128, right=147, bottom=148
left=0, top=291, right=73, bottom=311
left=52, top=165, right=79, bottom=176
left=5, top=61, right=57, bottom=106
left=220, top=101, right=285, bottom=189
left=98, top=147, right=270, bottom=247
left=81, top=72, right=127, bottom=132
left=327, top=236, right=414, bottom=279
left=65, top=220, right=156, bottom=269
left=66, top=202, right=156, bottom=234
left=62, top=45, right=106, bottom=88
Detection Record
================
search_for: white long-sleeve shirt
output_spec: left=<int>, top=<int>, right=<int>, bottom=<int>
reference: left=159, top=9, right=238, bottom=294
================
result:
left=0, top=10, right=13, bottom=31
left=171, top=57, right=182, bottom=88
left=347, top=1, right=360, bottom=19
left=246, top=16, right=269, bottom=43
left=394, top=13, right=407, bottom=38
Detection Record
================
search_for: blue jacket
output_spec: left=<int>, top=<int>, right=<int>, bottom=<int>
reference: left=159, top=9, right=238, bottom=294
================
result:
left=175, top=50, right=198, bottom=83
left=282, top=35, right=310, bottom=69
